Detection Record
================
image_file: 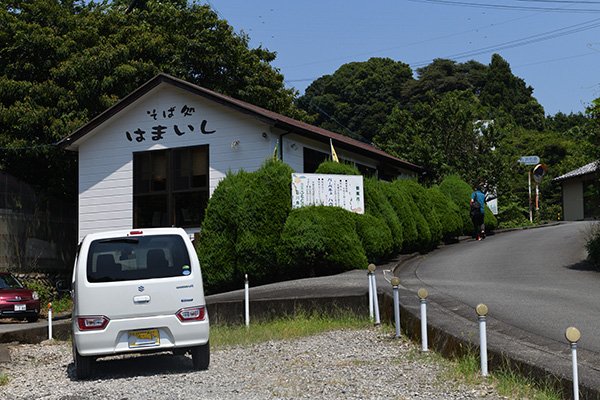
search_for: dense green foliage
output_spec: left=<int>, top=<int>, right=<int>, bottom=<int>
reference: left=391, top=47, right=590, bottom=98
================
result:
left=296, top=58, right=413, bottom=142
left=428, top=186, right=463, bottom=242
left=586, top=223, right=600, bottom=268
left=197, top=160, right=293, bottom=292
left=278, top=206, right=368, bottom=278
left=0, top=0, right=299, bottom=197
left=199, top=157, right=488, bottom=292
left=315, top=160, right=360, bottom=175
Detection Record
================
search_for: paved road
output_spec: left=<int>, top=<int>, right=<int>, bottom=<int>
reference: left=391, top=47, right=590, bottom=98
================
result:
left=399, top=221, right=600, bottom=352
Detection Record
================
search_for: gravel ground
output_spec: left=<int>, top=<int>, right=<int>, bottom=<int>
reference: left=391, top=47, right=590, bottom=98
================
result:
left=1, top=328, right=507, bottom=400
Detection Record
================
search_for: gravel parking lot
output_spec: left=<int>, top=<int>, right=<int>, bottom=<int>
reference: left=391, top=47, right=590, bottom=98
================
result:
left=1, top=328, right=507, bottom=400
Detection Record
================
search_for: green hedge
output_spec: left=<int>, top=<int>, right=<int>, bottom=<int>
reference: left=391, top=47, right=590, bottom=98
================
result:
left=381, top=181, right=418, bottom=252
left=364, top=178, right=403, bottom=254
left=428, top=186, right=463, bottom=242
left=278, top=206, right=368, bottom=277
left=315, top=160, right=360, bottom=175
left=394, top=179, right=440, bottom=251
left=355, top=212, right=393, bottom=263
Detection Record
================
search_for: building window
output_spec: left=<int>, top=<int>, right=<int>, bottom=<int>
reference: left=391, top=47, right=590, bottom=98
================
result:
left=303, top=147, right=330, bottom=173
left=133, top=145, right=209, bottom=228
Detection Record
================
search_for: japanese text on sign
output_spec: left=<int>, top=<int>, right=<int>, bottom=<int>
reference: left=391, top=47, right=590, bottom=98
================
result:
left=125, top=104, right=216, bottom=143
left=291, top=173, right=364, bottom=214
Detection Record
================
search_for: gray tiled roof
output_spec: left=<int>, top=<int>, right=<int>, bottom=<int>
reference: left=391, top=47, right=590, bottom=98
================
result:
left=553, top=160, right=599, bottom=182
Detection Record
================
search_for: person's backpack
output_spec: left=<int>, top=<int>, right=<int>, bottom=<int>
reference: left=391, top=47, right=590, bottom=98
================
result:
left=470, top=198, right=481, bottom=218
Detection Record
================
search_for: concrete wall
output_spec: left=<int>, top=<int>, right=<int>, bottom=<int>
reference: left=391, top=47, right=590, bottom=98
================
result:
left=562, top=179, right=584, bottom=221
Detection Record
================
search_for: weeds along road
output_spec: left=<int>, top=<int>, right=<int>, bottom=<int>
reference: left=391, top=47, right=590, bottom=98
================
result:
left=401, top=221, right=600, bottom=353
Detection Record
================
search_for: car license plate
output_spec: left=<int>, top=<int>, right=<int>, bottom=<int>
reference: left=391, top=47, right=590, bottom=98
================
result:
left=14, top=304, right=26, bottom=312
left=128, top=329, right=160, bottom=348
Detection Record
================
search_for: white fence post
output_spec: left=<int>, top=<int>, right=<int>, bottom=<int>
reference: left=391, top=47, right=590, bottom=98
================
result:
left=476, top=303, right=488, bottom=377
left=391, top=277, right=401, bottom=338
left=566, top=327, right=581, bottom=400
left=48, top=302, right=53, bottom=340
left=244, top=274, right=250, bottom=327
left=418, top=288, right=428, bottom=352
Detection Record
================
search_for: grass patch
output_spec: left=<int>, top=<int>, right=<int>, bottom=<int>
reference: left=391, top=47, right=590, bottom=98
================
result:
left=0, top=372, right=8, bottom=386
left=210, top=311, right=370, bottom=349
left=442, top=350, right=563, bottom=400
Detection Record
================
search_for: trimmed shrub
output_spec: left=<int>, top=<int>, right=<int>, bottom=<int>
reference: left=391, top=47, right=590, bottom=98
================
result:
left=315, top=160, right=361, bottom=175
left=395, top=179, right=442, bottom=250
left=381, top=181, right=417, bottom=252
left=278, top=206, right=368, bottom=277
left=196, top=170, right=250, bottom=293
left=391, top=180, right=431, bottom=252
left=364, top=177, right=403, bottom=254
left=439, top=175, right=498, bottom=234
left=439, top=175, right=477, bottom=235
left=428, top=186, right=463, bottom=242
left=355, top=212, right=393, bottom=263
left=586, top=222, right=600, bottom=268
left=235, top=159, right=294, bottom=284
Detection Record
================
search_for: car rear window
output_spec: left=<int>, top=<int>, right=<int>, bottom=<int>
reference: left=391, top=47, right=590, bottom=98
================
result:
left=87, top=234, right=192, bottom=283
left=0, top=274, right=23, bottom=289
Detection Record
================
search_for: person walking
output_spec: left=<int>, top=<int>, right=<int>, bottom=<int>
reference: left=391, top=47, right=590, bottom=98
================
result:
left=470, top=185, right=486, bottom=240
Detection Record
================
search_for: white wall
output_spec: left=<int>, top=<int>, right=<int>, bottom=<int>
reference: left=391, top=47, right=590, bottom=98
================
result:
left=562, top=179, right=584, bottom=221
left=77, top=84, right=277, bottom=240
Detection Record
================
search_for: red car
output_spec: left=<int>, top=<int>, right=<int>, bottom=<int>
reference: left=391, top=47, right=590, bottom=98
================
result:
left=0, top=272, right=40, bottom=323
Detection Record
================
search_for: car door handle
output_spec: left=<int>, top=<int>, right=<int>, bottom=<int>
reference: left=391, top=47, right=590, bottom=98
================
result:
left=133, top=295, right=151, bottom=303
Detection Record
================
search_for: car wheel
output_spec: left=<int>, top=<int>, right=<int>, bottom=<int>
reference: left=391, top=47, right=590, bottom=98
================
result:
left=26, top=315, right=39, bottom=323
left=190, top=341, right=210, bottom=370
left=72, top=341, right=94, bottom=380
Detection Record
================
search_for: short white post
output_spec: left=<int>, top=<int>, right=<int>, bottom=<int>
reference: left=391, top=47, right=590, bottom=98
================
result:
left=418, top=288, right=429, bottom=352
left=47, top=302, right=53, bottom=340
left=476, top=303, right=488, bottom=377
left=244, top=274, right=250, bottom=327
left=566, top=327, right=581, bottom=400
left=367, top=266, right=374, bottom=320
left=391, top=277, right=401, bottom=338
left=371, top=264, right=381, bottom=325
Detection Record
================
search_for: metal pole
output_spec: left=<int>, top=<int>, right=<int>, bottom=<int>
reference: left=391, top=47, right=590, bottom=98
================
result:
left=48, top=303, right=53, bottom=340
left=391, top=277, right=401, bottom=338
left=476, top=304, right=489, bottom=377
left=528, top=170, right=533, bottom=222
left=368, top=272, right=374, bottom=320
left=566, top=327, right=581, bottom=400
left=244, top=274, right=249, bottom=327
left=371, top=270, right=380, bottom=326
left=418, top=289, right=429, bottom=352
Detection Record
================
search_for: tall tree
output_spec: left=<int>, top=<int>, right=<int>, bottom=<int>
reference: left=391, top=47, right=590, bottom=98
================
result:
left=296, top=57, right=414, bottom=143
left=0, top=0, right=298, bottom=198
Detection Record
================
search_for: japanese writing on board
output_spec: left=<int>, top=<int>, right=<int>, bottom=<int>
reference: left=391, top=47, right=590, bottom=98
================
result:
left=125, top=105, right=216, bottom=143
left=291, top=173, right=364, bottom=214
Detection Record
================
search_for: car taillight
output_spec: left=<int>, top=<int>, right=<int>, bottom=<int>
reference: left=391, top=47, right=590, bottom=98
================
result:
left=176, top=306, right=206, bottom=322
left=32, top=291, right=39, bottom=300
left=77, top=316, right=110, bottom=331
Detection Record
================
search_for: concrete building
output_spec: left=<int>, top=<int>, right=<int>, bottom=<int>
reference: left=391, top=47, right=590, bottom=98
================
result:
left=59, top=73, right=423, bottom=241
left=553, top=161, right=599, bottom=221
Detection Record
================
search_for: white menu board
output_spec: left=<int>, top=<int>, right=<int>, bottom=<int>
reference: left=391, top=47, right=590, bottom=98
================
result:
left=291, top=173, right=364, bottom=214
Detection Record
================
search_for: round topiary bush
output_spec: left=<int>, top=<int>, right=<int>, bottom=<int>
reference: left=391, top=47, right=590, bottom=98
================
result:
left=278, top=206, right=368, bottom=278
left=315, top=160, right=361, bottom=175
left=391, top=180, right=431, bottom=253
left=354, top=212, right=393, bottom=263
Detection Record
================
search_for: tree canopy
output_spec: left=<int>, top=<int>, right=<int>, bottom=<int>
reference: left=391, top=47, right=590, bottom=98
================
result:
left=0, top=0, right=298, bottom=197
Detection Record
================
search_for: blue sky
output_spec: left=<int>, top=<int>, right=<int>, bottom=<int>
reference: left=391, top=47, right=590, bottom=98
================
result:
left=206, top=0, right=600, bottom=116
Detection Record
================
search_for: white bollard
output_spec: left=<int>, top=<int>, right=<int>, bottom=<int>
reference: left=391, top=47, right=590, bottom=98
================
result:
left=47, top=302, right=53, bottom=340
left=391, top=277, right=401, bottom=338
left=368, top=270, right=374, bottom=320
left=418, top=288, right=428, bottom=352
left=566, top=327, right=581, bottom=400
left=244, top=274, right=250, bottom=327
left=476, top=304, right=488, bottom=377
left=371, top=268, right=381, bottom=326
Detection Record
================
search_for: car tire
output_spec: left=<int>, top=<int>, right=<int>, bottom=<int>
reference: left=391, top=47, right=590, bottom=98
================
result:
left=190, top=341, right=210, bottom=370
left=72, top=341, right=94, bottom=380
left=26, top=315, right=39, bottom=323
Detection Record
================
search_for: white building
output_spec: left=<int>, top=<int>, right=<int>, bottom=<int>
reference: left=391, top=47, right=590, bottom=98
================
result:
left=59, top=73, right=423, bottom=241
left=553, top=161, right=599, bottom=221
